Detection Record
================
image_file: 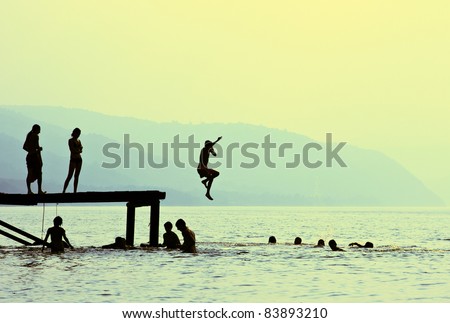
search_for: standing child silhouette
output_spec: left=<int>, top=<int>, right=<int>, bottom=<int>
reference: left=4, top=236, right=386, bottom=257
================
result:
left=42, top=216, right=74, bottom=253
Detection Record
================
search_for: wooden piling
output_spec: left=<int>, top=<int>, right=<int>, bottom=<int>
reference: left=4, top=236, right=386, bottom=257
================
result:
left=126, top=203, right=136, bottom=246
left=149, top=200, right=160, bottom=247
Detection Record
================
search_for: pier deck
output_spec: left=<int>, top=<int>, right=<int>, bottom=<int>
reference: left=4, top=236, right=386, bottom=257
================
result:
left=0, top=190, right=166, bottom=247
left=0, top=190, right=165, bottom=205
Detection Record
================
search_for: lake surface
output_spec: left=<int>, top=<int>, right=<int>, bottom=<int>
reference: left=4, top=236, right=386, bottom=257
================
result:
left=0, top=206, right=449, bottom=303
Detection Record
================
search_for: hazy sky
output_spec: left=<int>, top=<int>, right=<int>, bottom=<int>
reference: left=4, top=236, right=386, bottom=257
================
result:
left=1, top=1, right=449, bottom=201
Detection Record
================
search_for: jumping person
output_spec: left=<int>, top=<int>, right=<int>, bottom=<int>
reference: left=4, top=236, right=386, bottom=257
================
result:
left=197, top=136, right=222, bottom=200
left=63, top=128, right=83, bottom=193
left=23, top=124, right=45, bottom=194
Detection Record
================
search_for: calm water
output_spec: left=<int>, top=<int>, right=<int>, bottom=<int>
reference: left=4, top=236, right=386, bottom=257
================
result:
left=0, top=206, right=449, bottom=303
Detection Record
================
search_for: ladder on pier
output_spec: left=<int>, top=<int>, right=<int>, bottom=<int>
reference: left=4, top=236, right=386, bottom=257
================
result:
left=0, top=220, right=48, bottom=246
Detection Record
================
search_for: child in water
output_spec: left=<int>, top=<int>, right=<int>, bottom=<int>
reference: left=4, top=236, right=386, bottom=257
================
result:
left=42, top=216, right=74, bottom=253
left=175, top=219, right=197, bottom=253
left=159, top=221, right=181, bottom=249
left=63, top=127, right=83, bottom=193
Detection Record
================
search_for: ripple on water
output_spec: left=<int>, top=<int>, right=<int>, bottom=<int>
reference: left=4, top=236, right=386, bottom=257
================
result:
left=1, top=206, right=449, bottom=302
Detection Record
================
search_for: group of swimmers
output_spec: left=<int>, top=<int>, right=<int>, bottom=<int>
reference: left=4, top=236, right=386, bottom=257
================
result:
left=268, top=236, right=374, bottom=251
left=41, top=215, right=374, bottom=254
left=42, top=216, right=197, bottom=254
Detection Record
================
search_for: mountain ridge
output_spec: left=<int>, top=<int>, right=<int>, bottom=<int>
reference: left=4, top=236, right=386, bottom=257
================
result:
left=0, top=106, right=443, bottom=206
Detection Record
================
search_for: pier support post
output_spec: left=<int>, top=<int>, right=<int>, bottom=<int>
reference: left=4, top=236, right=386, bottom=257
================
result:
left=149, top=200, right=160, bottom=247
left=126, top=203, right=136, bottom=246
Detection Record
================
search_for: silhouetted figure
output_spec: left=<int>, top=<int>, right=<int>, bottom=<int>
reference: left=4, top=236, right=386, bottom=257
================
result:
left=349, top=241, right=374, bottom=248
left=294, top=237, right=302, bottom=245
left=315, top=239, right=325, bottom=248
left=102, top=237, right=127, bottom=249
left=268, top=236, right=277, bottom=244
left=42, top=216, right=73, bottom=253
left=197, top=136, right=222, bottom=200
left=159, top=221, right=181, bottom=249
left=328, top=239, right=345, bottom=251
left=63, top=128, right=83, bottom=193
left=23, top=124, right=45, bottom=194
left=175, top=219, right=197, bottom=253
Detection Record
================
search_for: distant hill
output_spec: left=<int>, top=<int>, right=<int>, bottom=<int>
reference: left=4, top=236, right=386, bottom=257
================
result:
left=0, top=106, right=443, bottom=206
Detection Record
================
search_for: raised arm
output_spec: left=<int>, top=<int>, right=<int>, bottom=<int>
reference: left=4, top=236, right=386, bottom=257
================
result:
left=213, top=136, right=222, bottom=145
left=208, top=136, right=222, bottom=157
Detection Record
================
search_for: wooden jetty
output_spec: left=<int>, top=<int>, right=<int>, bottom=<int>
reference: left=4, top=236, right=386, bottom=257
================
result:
left=0, top=190, right=166, bottom=247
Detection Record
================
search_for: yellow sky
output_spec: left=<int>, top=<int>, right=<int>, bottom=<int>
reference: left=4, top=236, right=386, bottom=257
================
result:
left=1, top=1, right=449, bottom=199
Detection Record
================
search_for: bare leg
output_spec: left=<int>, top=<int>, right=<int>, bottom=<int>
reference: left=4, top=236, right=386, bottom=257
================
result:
left=73, top=176, right=79, bottom=193
left=201, top=179, right=208, bottom=188
left=37, top=175, right=45, bottom=194
left=205, top=177, right=214, bottom=200
left=73, top=163, right=82, bottom=193
left=37, top=155, right=45, bottom=194
left=204, top=170, right=219, bottom=200
left=63, top=163, right=75, bottom=193
left=26, top=177, right=33, bottom=194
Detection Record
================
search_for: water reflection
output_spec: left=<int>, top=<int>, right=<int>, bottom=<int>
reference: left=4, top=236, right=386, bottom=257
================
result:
left=1, top=206, right=449, bottom=302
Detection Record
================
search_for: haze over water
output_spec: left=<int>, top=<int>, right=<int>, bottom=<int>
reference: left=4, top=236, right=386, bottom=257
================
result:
left=1, top=206, right=448, bottom=303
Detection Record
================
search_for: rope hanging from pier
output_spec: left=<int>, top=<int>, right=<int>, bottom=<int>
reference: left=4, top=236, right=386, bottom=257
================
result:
left=41, top=203, right=46, bottom=240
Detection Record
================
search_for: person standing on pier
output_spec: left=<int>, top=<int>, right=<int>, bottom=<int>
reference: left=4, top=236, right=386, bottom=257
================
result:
left=197, top=136, right=222, bottom=200
left=23, top=124, right=45, bottom=194
left=175, top=219, right=197, bottom=253
left=42, top=216, right=74, bottom=253
left=63, top=127, right=83, bottom=193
